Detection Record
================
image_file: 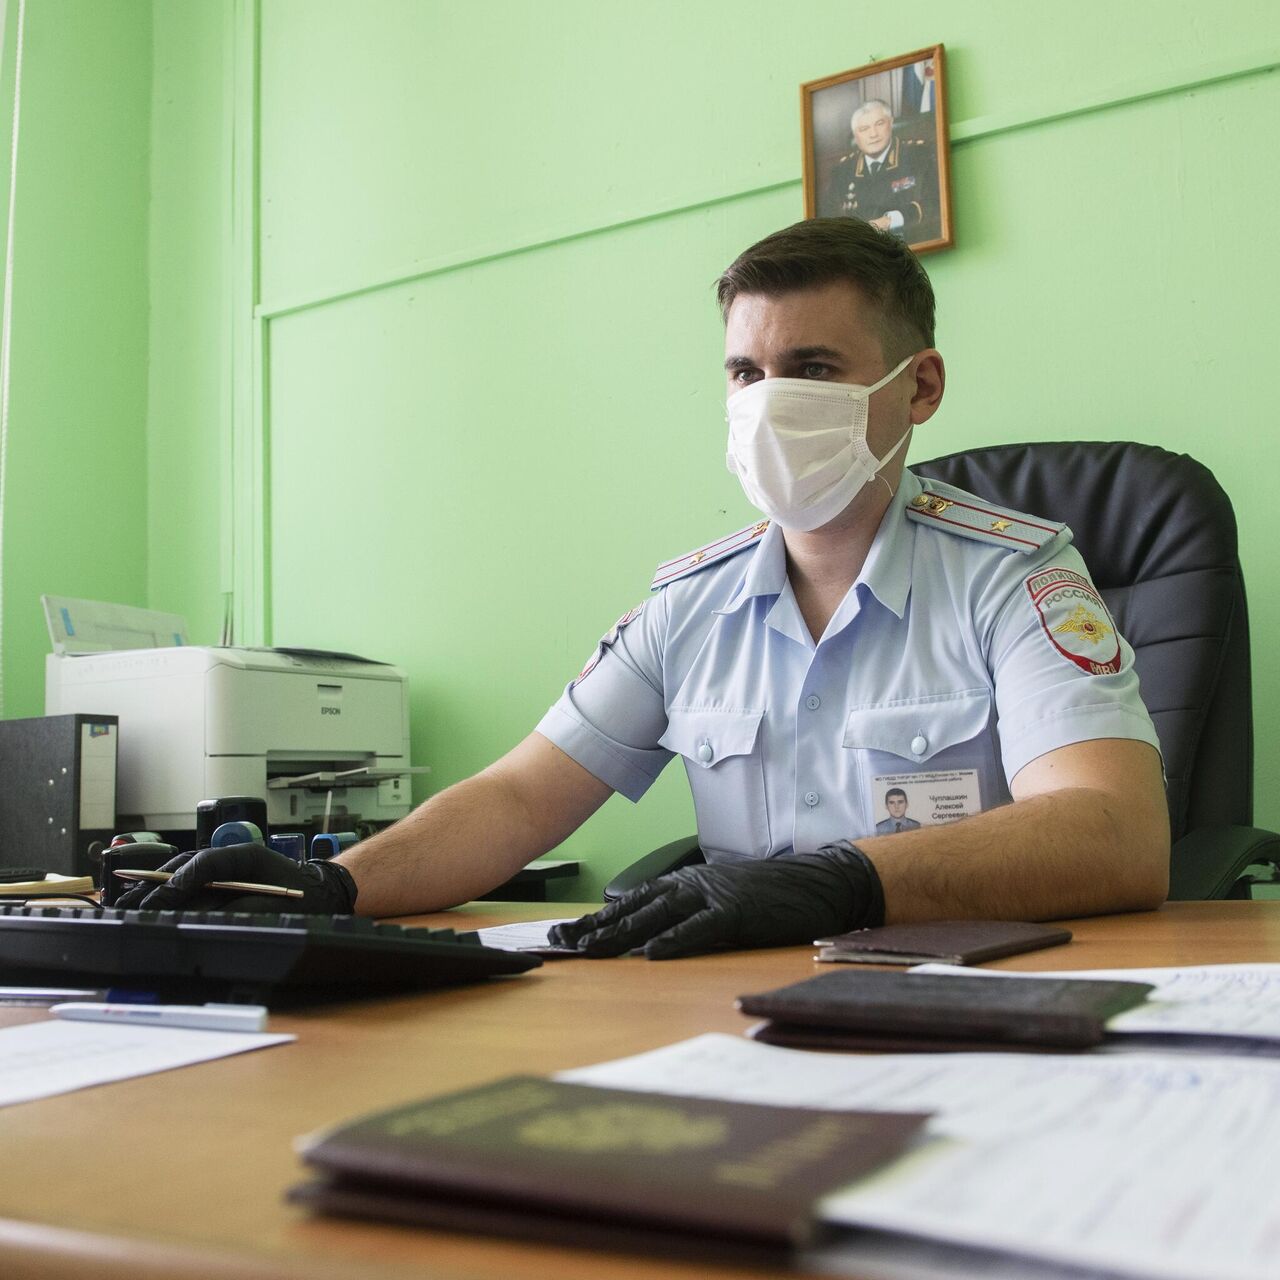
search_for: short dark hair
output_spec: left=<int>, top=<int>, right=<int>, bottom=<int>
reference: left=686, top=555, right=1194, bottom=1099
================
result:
left=715, top=218, right=936, bottom=362
left=885, top=787, right=908, bottom=803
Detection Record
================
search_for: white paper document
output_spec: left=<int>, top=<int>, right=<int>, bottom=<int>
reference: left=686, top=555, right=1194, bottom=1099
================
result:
left=475, top=919, right=579, bottom=952
left=560, top=1033, right=1280, bottom=1280
left=911, top=962, right=1280, bottom=1047
left=0, top=1018, right=294, bottom=1107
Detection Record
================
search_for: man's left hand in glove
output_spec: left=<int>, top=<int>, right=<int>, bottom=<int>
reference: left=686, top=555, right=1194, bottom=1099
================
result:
left=548, top=840, right=884, bottom=959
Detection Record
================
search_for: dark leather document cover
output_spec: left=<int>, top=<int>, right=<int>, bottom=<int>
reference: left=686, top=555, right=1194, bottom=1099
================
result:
left=737, top=970, right=1154, bottom=1051
left=290, top=1074, right=929, bottom=1252
left=815, top=920, right=1073, bottom=966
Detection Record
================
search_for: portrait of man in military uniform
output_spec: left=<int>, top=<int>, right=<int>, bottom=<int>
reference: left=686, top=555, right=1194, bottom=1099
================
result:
left=822, top=100, right=939, bottom=242
left=802, top=45, right=953, bottom=253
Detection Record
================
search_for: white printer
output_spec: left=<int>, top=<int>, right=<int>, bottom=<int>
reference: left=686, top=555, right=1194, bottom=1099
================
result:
left=43, top=597, right=422, bottom=833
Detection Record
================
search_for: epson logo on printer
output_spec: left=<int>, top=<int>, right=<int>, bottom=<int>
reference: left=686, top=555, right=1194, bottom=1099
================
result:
left=320, top=706, right=341, bottom=716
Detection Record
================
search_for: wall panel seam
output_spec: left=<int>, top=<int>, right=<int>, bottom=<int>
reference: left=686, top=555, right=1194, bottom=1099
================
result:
left=254, top=53, right=1278, bottom=323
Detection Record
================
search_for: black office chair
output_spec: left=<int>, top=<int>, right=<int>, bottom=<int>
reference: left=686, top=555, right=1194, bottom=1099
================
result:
left=605, top=441, right=1279, bottom=902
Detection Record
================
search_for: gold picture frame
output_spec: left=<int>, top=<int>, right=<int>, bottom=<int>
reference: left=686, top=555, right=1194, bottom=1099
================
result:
left=802, top=44, right=954, bottom=255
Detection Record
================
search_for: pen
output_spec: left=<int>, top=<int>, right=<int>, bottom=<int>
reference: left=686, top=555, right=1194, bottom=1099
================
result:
left=49, top=1001, right=269, bottom=1033
left=112, top=869, right=304, bottom=899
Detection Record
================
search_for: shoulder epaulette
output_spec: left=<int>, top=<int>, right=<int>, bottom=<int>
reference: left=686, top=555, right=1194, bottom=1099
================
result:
left=650, top=520, right=770, bottom=591
left=906, top=483, right=1064, bottom=554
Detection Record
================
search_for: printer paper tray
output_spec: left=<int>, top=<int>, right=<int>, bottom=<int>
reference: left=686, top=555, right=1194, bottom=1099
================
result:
left=268, top=766, right=431, bottom=790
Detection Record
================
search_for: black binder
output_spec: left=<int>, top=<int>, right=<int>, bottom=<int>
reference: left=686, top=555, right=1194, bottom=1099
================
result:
left=0, top=714, right=118, bottom=875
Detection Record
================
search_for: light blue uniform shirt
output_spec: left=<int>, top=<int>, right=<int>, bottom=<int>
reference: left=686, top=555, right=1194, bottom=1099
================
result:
left=536, top=470, right=1160, bottom=863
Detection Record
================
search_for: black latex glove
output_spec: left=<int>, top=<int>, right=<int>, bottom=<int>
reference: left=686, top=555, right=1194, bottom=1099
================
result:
left=548, top=840, right=885, bottom=960
left=115, top=842, right=358, bottom=915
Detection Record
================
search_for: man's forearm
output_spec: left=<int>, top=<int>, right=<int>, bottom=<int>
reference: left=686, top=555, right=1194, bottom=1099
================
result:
left=334, top=732, right=614, bottom=918
left=334, top=771, right=552, bottom=917
left=860, top=786, right=1169, bottom=924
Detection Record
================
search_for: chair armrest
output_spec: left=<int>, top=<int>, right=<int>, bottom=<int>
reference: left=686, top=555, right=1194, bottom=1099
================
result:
left=1168, top=825, right=1280, bottom=901
left=603, top=835, right=704, bottom=901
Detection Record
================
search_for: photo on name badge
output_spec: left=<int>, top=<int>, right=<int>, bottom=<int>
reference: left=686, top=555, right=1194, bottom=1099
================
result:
left=872, top=770, right=981, bottom=833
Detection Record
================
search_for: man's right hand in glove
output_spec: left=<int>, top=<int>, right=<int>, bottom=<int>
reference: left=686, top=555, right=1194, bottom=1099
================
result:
left=114, top=843, right=358, bottom=916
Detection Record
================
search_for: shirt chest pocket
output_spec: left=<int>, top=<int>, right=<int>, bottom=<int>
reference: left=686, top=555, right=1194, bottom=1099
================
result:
left=842, top=690, right=998, bottom=830
left=659, top=707, right=770, bottom=859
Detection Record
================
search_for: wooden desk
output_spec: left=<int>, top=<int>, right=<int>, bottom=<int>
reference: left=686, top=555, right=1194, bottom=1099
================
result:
left=2, top=901, right=1278, bottom=1280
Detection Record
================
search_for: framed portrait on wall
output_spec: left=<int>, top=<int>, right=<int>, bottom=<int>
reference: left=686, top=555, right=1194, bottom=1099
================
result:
left=802, top=45, right=953, bottom=255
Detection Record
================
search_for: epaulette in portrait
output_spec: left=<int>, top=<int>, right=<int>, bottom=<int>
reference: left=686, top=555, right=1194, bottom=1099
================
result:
left=905, top=483, right=1064, bottom=554
left=650, top=520, right=770, bottom=591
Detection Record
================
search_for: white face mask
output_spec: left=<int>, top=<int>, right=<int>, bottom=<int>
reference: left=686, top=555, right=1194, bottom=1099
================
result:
left=725, top=355, right=915, bottom=532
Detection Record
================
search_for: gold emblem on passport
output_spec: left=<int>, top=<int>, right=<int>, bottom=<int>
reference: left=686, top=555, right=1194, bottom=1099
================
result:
left=518, top=1104, right=728, bottom=1154
left=1052, top=605, right=1112, bottom=646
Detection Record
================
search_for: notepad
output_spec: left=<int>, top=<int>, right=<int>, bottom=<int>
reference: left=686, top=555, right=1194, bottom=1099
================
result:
left=0, top=873, right=95, bottom=897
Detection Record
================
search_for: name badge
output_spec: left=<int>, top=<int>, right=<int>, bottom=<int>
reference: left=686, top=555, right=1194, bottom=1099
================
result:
left=872, top=769, right=981, bottom=831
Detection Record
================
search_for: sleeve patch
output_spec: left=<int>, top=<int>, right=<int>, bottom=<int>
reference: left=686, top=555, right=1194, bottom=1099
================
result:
left=1025, top=567, right=1121, bottom=676
left=573, top=603, right=645, bottom=686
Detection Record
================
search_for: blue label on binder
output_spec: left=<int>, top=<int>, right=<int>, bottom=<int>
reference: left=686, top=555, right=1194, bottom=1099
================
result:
left=60, top=607, right=75, bottom=637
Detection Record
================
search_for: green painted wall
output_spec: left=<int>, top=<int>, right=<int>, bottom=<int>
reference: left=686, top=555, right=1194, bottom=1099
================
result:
left=147, top=0, right=231, bottom=648
left=0, top=0, right=151, bottom=717
left=251, top=0, right=1280, bottom=897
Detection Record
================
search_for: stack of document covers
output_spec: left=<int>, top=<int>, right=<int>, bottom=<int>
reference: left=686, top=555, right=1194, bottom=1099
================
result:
left=558, top=964, right=1280, bottom=1280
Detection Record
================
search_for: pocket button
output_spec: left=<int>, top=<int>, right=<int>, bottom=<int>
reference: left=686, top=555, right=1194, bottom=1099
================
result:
left=910, top=734, right=928, bottom=757
left=696, top=742, right=714, bottom=764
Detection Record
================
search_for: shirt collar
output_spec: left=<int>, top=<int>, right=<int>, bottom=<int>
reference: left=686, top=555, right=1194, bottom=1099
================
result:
left=716, top=519, right=789, bottom=613
left=715, top=472, right=917, bottom=622
left=856, top=468, right=917, bottom=620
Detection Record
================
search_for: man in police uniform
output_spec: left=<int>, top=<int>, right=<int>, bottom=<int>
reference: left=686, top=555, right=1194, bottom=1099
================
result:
left=126, top=219, right=1169, bottom=959
left=822, top=99, right=938, bottom=243
left=875, top=789, right=921, bottom=835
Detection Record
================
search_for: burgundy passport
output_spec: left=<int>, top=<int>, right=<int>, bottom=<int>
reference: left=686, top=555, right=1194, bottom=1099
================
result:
left=737, top=969, right=1154, bottom=1052
left=289, top=1074, right=930, bottom=1255
left=815, top=919, right=1073, bottom=966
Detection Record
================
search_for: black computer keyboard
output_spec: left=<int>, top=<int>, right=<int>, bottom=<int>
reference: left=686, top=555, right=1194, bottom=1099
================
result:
left=0, top=904, right=540, bottom=1002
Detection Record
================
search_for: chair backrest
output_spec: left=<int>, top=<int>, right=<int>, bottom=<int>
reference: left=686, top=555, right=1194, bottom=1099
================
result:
left=911, top=441, right=1251, bottom=844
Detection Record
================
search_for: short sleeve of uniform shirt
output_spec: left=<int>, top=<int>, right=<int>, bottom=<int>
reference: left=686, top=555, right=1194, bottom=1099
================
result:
left=534, top=472, right=1161, bottom=851
left=535, top=594, right=673, bottom=802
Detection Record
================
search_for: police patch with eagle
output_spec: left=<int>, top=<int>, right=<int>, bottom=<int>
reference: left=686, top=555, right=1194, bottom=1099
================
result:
left=1025, top=567, right=1122, bottom=676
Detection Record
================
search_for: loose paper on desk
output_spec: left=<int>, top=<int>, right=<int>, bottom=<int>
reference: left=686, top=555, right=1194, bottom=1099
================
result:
left=560, top=1032, right=1280, bottom=1280
left=910, top=962, right=1280, bottom=1048
left=0, top=1019, right=293, bottom=1108
left=475, top=919, right=579, bottom=953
